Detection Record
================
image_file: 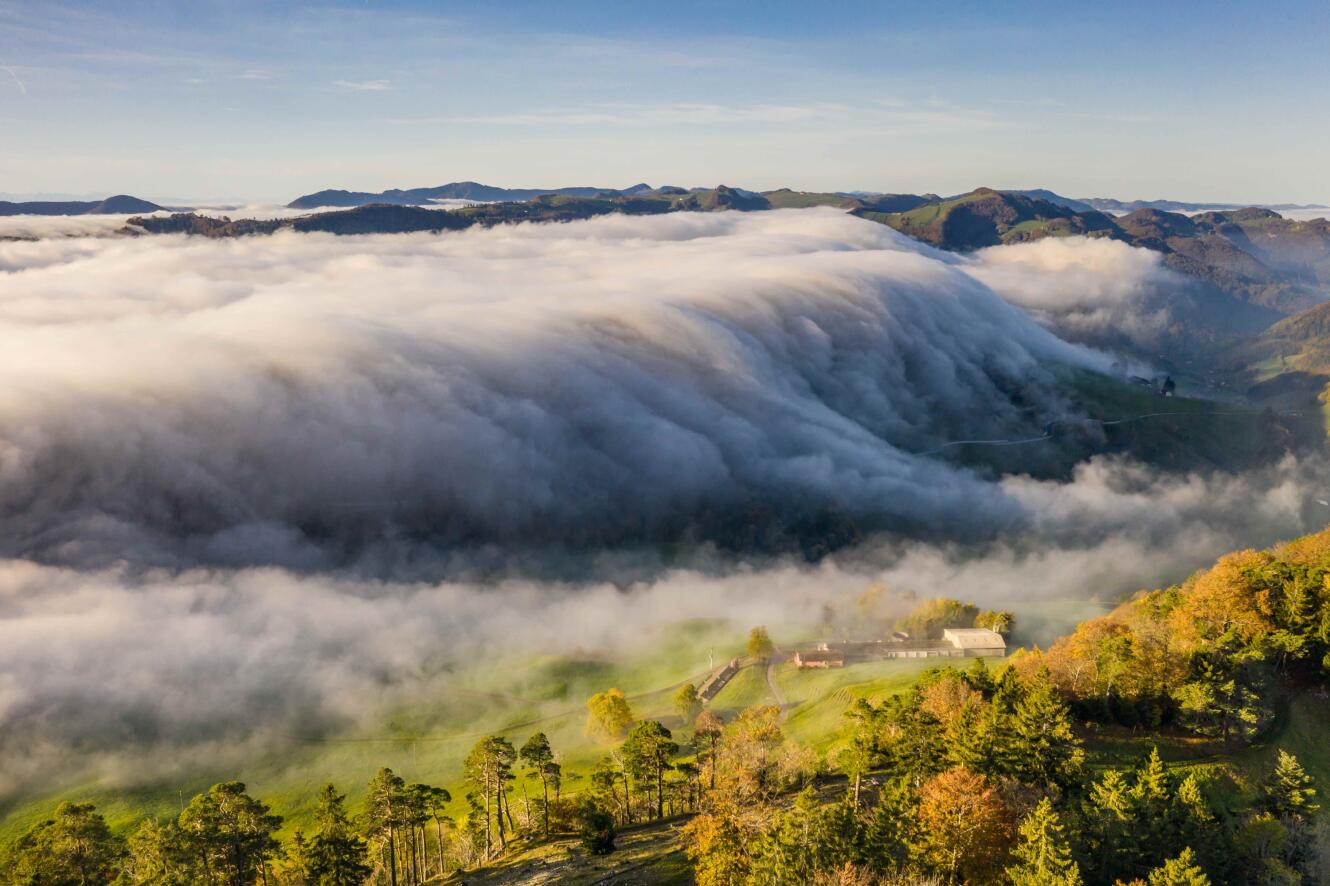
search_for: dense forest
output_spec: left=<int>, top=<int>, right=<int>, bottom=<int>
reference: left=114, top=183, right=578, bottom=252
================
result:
left=8, top=525, right=1330, bottom=885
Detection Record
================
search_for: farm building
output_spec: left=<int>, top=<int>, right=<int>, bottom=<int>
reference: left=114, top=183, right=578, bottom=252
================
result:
left=941, top=628, right=1006, bottom=657
left=793, top=649, right=845, bottom=669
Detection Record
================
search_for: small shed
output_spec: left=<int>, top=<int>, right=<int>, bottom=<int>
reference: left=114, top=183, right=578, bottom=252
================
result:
left=793, top=649, right=845, bottom=669
left=942, top=628, right=1007, bottom=658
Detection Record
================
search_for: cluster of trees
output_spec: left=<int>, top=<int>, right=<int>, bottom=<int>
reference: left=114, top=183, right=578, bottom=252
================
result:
left=896, top=598, right=1014, bottom=641
left=1, top=772, right=457, bottom=885
left=458, top=731, right=562, bottom=860
left=832, top=586, right=1015, bottom=643
left=1031, top=530, right=1330, bottom=739
left=8, top=524, right=1330, bottom=886
left=684, top=658, right=1324, bottom=885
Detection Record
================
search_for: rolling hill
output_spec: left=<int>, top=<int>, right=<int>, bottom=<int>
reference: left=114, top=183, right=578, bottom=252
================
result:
left=865, top=190, right=1330, bottom=327
left=854, top=187, right=1121, bottom=250
left=0, top=194, right=165, bottom=216
left=286, top=181, right=651, bottom=209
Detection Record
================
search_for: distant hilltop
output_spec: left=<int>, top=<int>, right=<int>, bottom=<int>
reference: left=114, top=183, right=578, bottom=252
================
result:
left=286, top=181, right=658, bottom=209
left=0, top=194, right=166, bottom=216
left=287, top=181, right=1327, bottom=215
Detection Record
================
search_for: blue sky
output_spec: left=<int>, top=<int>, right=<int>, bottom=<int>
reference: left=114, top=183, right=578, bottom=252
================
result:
left=1, top=0, right=1326, bottom=203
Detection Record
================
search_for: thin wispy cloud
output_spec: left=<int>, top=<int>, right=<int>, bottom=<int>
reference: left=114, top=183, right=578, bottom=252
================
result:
left=333, top=78, right=392, bottom=91
left=0, top=64, right=25, bottom=95
left=239, top=68, right=272, bottom=80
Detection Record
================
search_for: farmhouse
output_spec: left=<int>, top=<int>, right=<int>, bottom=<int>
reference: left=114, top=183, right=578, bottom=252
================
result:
left=941, top=628, right=1007, bottom=657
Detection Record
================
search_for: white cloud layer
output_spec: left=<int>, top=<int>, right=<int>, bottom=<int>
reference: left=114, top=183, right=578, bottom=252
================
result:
left=1, top=209, right=1324, bottom=800
left=0, top=209, right=1109, bottom=569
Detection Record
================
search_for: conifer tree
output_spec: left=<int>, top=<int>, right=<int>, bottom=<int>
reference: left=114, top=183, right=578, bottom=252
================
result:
left=463, top=738, right=516, bottom=856
left=1145, top=847, right=1212, bottom=886
left=622, top=720, right=678, bottom=819
left=1007, top=798, right=1082, bottom=886
left=119, top=818, right=194, bottom=885
left=1258, top=749, right=1319, bottom=821
left=1127, top=747, right=1173, bottom=864
left=1172, top=774, right=1223, bottom=877
left=862, top=776, right=916, bottom=872
left=178, top=782, right=282, bottom=886
left=2, top=801, right=122, bottom=886
left=1082, top=769, right=1139, bottom=884
left=1011, top=676, right=1085, bottom=788
left=520, top=732, right=557, bottom=837
left=365, top=768, right=407, bottom=883
left=304, top=784, right=370, bottom=886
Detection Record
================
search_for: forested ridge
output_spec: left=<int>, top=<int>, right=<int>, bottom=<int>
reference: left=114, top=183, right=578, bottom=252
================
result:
left=8, top=526, right=1330, bottom=885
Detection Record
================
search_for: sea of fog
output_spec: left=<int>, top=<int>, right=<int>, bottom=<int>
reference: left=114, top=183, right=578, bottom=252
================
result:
left=0, top=208, right=1325, bottom=796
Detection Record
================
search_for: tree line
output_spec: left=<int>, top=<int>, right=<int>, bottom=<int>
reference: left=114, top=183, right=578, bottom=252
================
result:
left=8, top=524, right=1330, bottom=884
left=684, top=657, right=1322, bottom=885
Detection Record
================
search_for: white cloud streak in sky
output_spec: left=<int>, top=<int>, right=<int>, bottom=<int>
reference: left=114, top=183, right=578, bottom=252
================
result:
left=333, top=78, right=392, bottom=91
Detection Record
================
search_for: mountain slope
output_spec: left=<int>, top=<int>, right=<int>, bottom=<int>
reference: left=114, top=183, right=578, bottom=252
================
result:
left=1081, top=196, right=1328, bottom=213
left=855, top=188, right=1120, bottom=250
left=0, top=195, right=164, bottom=216
left=868, top=191, right=1330, bottom=331
left=288, top=181, right=639, bottom=209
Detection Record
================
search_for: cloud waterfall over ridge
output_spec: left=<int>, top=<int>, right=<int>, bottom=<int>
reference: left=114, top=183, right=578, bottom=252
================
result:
left=0, top=209, right=1104, bottom=569
left=3, top=208, right=1329, bottom=797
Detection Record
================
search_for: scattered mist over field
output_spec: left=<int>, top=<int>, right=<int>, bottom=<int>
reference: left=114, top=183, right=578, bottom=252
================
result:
left=0, top=209, right=1326, bottom=799
left=0, top=452, right=1322, bottom=795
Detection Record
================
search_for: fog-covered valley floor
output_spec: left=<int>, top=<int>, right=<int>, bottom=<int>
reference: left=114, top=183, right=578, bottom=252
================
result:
left=1, top=208, right=1327, bottom=804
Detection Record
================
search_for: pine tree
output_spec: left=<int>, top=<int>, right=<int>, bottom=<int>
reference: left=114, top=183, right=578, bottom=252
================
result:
left=365, top=768, right=407, bottom=883
left=463, top=738, right=516, bottom=856
left=305, top=784, right=370, bottom=886
left=751, top=787, right=824, bottom=884
left=1133, top=747, right=1171, bottom=810
left=119, top=818, right=195, bottom=885
left=622, top=720, right=678, bottom=819
left=1145, top=847, right=1212, bottom=886
left=2, top=801, right=123, bottom=885
left=1011, top=677, right=1085, bottom=789
left=1259, top=749, right=1319, bottom=821
left=1082, top=769, right=1140, bottom=884
left=1006, top=798, right=1082, bottom=886
left=177, top=782, right=282, bottom=886
left=520, top=732, right=557, bottom=838
left=1172, top=774, right=1223, bottom=878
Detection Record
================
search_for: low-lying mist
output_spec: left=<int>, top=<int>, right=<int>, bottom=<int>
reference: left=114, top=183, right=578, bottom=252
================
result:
left=1, top=209, right=1325, bottom=802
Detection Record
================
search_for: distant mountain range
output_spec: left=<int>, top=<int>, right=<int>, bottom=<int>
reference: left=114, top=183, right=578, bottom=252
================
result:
left=1003, top=190, right=1327, bottom=214
left=0, top=195, right=165, bottom=216
left=286, top=181, right=660, bottom=209
left=133, top=186, right=1330, bottom=342
left=131, top=186, right=771, bottom=237
left=288, top=181, right=1327, bottom=215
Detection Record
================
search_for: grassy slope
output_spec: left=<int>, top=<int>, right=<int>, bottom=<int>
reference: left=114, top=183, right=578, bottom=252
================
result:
left=0, top=618, right=738, bottom=843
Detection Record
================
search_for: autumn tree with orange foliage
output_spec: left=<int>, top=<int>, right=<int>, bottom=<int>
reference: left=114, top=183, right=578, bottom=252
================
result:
left=915, top=766, right=1015, bottom=883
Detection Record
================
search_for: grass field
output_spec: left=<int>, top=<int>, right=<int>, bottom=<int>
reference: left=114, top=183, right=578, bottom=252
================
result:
left=7, top=594, right=1324, bottom=860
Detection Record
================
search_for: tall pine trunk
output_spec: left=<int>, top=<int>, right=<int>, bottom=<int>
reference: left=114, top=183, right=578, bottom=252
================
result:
left=495, top=780, right=507, bottom=850
left=435, top=815, right=446, bottom=876
left=541, top=775, right=550, bottom=837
